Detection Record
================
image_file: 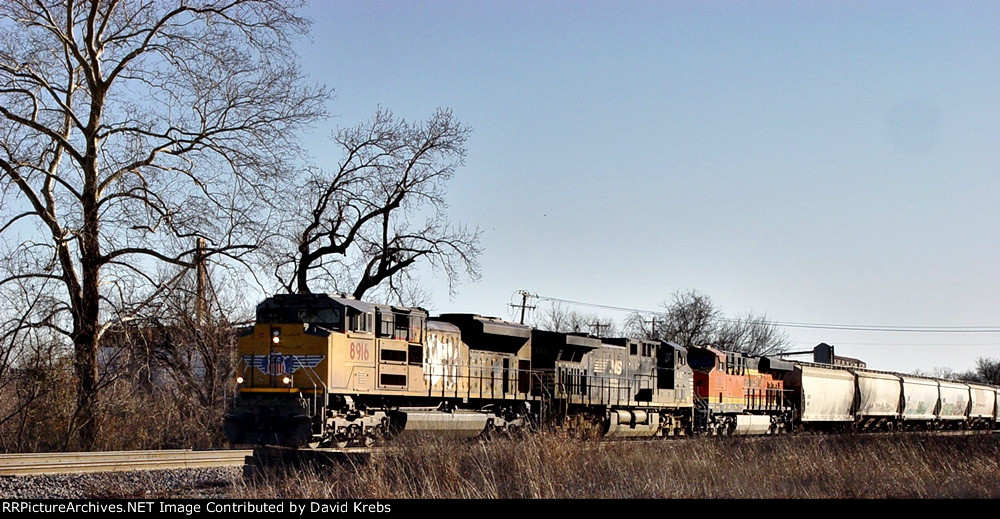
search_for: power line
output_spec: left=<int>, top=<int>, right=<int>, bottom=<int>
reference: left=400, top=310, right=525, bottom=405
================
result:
left=765, top=322, right=1000, bottom=333
left=533, top=294, right=650, bottom=314
left=791, top=340, right=999, bottom=346
left=528, top=292, right=1000, bottom=334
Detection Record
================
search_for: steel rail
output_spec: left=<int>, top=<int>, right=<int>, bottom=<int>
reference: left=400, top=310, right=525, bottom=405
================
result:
left=0, top=449, right=253, bottom=476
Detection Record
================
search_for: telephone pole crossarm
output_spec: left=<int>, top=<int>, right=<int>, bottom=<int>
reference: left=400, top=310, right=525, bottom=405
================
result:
left=510, top=290, right=537, bottom=325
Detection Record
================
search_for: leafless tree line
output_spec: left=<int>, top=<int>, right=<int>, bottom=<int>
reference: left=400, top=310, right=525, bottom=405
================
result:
left=914, top=358, right=1000, bottom=386
left=535, top=290, right=789, bottom=356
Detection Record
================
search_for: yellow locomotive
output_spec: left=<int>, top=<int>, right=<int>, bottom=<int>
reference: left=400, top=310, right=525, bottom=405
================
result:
left=225, top=293, right=538, bottom=447
left=224, top=293, right=696, bottom=447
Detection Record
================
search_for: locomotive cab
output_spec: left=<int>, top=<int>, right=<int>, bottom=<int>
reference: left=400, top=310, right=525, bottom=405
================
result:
left=687, top=346, right=792, bottom=435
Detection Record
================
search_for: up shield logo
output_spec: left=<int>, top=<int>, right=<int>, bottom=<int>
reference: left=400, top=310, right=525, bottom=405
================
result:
left=243, top=354, right=324, bottom=376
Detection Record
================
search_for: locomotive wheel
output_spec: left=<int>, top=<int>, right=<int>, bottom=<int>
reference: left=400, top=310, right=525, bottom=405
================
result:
left=570, top=415, right=603, bottom=440
left=480, top=418, right=497, bottom=442
left=366, top=417, right=389, bottom=447
left=334, top=432, right=351, bottom=448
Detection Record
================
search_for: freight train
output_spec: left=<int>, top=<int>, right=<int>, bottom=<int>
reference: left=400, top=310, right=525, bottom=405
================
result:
left=223, top=293, right=999, bottom=447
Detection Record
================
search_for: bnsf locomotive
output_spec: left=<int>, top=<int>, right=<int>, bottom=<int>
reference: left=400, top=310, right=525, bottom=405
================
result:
left=224, top=294, right=1000, bottom=447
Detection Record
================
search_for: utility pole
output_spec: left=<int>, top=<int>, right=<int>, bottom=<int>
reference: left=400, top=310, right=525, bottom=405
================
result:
left=510, top=290, right=537, bottom=325
left=644, top=316, right=661, bottom=339
left=194, top=237, right=208, bottom=327
left=590, top=321, right=611, bottom=337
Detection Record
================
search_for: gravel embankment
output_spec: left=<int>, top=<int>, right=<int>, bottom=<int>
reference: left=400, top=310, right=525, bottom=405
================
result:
left=0, top=467, right=243, bottom=499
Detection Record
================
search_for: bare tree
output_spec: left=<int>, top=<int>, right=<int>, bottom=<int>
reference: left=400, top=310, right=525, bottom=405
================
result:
left=713, top=312, right=789, bottom=356
left=974, top=358, right=1000, bottom=385
left=622, top=290, right=788, bottom=355
left=659, top=290, right=720, bottom=349
left=275, top=108, right=481, bottom=303
left=0, top=1, right=327, bottom=448
left=622, top=310, right=670, bottom=341
left=535, top=302, right=614, bottom=336
left=912, top=366, right=957, bottom=380
left=953, top=358, right=1000, bottom=386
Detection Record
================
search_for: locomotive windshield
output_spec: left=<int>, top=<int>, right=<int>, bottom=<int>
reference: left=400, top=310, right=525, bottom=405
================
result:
left=687, top=353, right=717, bottom=371
left=297, top=308, right=342, bottom=326
left=257, top=306, right=343, bottom=327
left=255, top=295, right=344, bottom=329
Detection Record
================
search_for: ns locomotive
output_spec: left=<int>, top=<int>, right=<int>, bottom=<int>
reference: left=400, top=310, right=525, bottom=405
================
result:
left=223, top=293, right=999, bottom=447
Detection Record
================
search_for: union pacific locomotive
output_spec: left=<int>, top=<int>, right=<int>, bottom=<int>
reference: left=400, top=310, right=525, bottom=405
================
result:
left=223, top=293, right=999, bottom=447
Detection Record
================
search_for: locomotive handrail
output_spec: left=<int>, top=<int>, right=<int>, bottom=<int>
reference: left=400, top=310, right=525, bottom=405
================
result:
left=420, top=362, right=549, bottom=403
left=289, top=356, right=328, bottom=437
left=550, top=371, right=670, bottom=408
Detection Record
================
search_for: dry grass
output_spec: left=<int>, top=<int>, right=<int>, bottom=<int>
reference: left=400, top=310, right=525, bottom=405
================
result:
left=235, top=432, right=1000, bottom=499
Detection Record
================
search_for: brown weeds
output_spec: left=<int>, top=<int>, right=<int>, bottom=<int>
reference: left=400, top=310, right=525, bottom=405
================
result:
left=234, top=432, right=1000, bottom=499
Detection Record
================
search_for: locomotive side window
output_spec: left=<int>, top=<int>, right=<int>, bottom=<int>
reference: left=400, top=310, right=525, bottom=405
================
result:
left=409, top=315, right=424, bottom=343
left=394, top=313, right=409, bottom=341
left=350, top=312, right=372, bottom=333
left=408, top=345, right=423, bottom=366
left=630, top=343, right=638, bottom=355
left=378, top=311, right=394, bottom=338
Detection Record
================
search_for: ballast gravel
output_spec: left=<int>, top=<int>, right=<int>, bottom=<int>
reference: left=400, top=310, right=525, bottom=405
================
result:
left=0, top=466, right=242, bottom=499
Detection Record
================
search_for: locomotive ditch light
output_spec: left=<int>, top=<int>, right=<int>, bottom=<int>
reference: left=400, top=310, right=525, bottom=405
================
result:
left=282, top=376, right=292, bottom=385
left=235, top=375, right=245, bottom=384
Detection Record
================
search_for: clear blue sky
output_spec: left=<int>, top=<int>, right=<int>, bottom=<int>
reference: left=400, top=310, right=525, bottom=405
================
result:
left=292, top=1, right=999, bottom=374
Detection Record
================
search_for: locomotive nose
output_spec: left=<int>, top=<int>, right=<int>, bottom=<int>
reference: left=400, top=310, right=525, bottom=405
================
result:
left=224, top=396, right=313, bottom=447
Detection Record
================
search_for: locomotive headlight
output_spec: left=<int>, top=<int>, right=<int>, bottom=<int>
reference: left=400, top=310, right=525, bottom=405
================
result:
left=282, top=376, right=292, bottom=385
left=271, top=329, right=281, bottom=344
left=235, top=375, right=245, bottom=384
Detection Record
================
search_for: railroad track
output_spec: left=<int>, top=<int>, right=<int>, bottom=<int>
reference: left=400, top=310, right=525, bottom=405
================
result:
left=5, top=429, right=992, bottom=477
left=0, top=449, right=253, bottom=476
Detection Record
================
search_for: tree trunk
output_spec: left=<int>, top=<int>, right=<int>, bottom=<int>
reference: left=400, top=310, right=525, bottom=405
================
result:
left=72, top=324, right=99, bottom=450
left=75, top=138, right=102, bottom=450
left=295, top=254, right=312, bottom=294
